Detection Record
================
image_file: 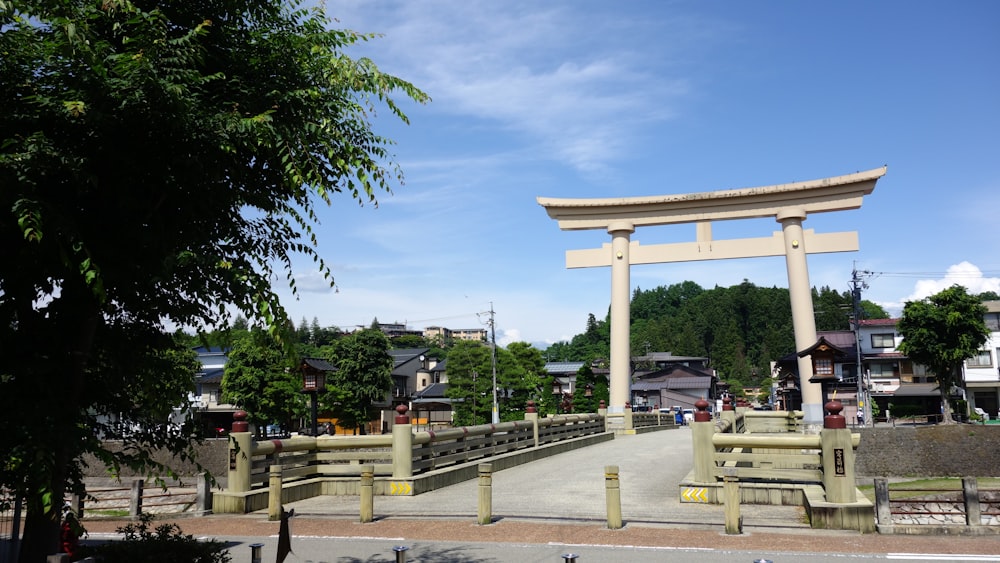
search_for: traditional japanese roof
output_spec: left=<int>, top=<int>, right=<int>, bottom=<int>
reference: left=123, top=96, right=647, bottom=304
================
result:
left=301, top=357, right=336, bottom=372
left=797, top=335, right=848, bottom=358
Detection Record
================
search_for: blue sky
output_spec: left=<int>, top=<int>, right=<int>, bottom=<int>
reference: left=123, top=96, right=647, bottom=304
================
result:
left=276, top=0, right=1000, bottom=348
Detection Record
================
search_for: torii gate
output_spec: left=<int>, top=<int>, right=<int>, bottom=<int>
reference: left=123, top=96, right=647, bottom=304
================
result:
left=537, top=166, right=886, bottom=429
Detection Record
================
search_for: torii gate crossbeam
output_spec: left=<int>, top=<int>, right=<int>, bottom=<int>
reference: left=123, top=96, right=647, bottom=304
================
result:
left=537, top=166, right=886, bottom=430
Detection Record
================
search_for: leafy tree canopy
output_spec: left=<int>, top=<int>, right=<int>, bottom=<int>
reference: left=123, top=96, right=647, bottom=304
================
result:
left=1, top=0, right=426, bottom=558
left=323, top=328, right=393, bottom=433
left=897, top=285, right=989, bottom=423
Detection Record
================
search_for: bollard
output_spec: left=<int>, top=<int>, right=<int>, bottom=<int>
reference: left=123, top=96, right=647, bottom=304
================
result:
left=268, top=465, right=283, bottom=522
left=392, top=545, right=409, bottom=563
left=129, top=479, right=144, bottom=518
left=562, top=554, right=579, bottom=562
left=605, top=465, right=623, bottom=530
left=249, top=542, right=264, bottom=563
left=477, top=463, right=493, bottom=525
left=723, top=468, right=742, bottom=535
left=360, top=465, right=375, bottom=523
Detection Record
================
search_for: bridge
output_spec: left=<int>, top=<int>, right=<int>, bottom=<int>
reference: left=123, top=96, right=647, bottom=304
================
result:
left=215, top=403, right=872, bottom=532
left=274, top=423, right=808, bottom=531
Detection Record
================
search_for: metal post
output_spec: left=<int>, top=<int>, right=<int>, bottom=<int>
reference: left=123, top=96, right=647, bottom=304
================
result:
left=393, top=545, right=409, bottom=563
left=249, top=542, right=264, bottom=563
left=360, top=465, right=374, bottom=523
left=605, top=465, right=622, bottom=530
left=562, top=554, right=579, bottom=562
left=477, top=463, right=493, bottom=525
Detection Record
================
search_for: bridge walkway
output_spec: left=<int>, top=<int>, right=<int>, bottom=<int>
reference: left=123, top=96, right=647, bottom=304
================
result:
left=276, top=426, right=808, bottom=531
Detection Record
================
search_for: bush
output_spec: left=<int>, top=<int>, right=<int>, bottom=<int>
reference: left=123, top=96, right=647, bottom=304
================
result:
left=78, top=514, right=230, bottom=563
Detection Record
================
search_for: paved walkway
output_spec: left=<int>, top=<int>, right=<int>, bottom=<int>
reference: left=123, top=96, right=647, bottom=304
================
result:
left=276, top=426, right=808, bottom=531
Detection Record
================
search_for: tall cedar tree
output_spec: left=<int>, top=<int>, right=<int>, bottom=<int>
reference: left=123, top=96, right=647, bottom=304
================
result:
left=0, top=1, right=426, bottom=559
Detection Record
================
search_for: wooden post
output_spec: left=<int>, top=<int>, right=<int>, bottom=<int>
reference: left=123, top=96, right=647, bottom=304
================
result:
left=268, top=465, right=282, bottom=522
left=228, top=420, right=253, bottom=493
left=360, top=465, right=374, bottom=523
left=874, top=478, right=891, bottom=526
left=723, top=468, right=742, bottom=535
left=691, top=408, right=715, bottom=483
left=605, top=465, right=622, bottom=529
left=820, top=400, right=856, bottom=503
left=129, top=479, right=144, bottom=518
left=623, top=405, right=634, bottom=432
left=524, top=402, right=540, bottom=447
left=392, top=405, right=414, bottom=479
left=964, top=477, right=981, bottom=526
left=477, top=463, right=493, bottom=525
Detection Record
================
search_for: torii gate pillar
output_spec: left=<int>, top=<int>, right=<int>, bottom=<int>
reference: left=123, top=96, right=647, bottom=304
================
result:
left=777, top=207, right=822, bottom=423
left=608, top=222, right=635, bottom=411
left=538, top=167, right=885, bottom=430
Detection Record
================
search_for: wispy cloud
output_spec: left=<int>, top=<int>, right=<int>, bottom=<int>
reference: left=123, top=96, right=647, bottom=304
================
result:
left=340, top=1, right=695, bottom=177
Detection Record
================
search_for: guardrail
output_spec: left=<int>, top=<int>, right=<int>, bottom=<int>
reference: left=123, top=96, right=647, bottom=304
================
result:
left=692, top=401, right=859, bottom=497
left=227, top=407, right=609, bottom=494
left=874, top=477, right=1000, bottom=528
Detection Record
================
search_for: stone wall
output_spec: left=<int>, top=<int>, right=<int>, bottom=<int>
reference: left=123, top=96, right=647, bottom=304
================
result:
left=81, top=438, right=230, bottom=480
left=856, top=425, right=1000, bottom=477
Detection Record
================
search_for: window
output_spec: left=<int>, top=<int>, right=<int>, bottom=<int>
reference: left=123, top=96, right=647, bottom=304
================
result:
left=871, top=333, right=895, bottom=348
left=967, top=350, right=992, bottom=368
left=814, top=358, right=833, bottom=377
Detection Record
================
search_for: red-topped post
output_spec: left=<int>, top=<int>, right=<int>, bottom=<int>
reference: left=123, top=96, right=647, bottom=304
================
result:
left=821, top=399, right=855, bottom=503
left=228, top=411, right=252, bottom=493
left=232, top=410, right=249, bottom=433
left=722, top=397, right=734, bottom=411
left=824, top=400, right=846, bottom=429
left=392, top=404, right=413, bottom=480
left=694, top=398, right=712, bottom=422
left=691, top=398, right=714, bottom=482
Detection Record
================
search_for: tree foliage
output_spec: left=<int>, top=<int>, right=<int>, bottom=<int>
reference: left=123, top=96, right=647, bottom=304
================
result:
left=544, top=280, right=889, bottom=385
left=221, top=332, right=304, bottom=435
left=1, top=0, right=425, bottom=558
left=897, top=285, right=989, bottom=423
left=323, top=329, right=393, bottom=433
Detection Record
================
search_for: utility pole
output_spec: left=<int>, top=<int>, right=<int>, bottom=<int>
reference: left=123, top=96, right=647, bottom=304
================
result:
left=479, top=303, right=499, bottom=424
left=851, top=265, right=871, bottom=426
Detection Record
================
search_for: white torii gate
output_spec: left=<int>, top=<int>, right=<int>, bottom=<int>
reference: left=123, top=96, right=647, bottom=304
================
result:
left=537, top=166, right=886, bottom=429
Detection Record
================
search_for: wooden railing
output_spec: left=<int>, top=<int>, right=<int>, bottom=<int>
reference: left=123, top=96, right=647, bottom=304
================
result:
left=692, top=405, right=859, bottom=498
left=228, top=410, right=608, bottom=494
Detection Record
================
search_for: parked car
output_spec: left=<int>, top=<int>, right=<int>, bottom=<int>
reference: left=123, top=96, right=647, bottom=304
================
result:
left=682, top=409, right=694, bottom=424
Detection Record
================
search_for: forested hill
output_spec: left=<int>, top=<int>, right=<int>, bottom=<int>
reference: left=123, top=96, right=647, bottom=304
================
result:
left=542, top=280, right=888, bottom=385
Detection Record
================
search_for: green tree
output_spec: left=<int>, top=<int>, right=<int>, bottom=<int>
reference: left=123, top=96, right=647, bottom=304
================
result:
left=445, top=341, right=494, bottom=426
left=504, top=342, right=548, bottom=418
left=1, top=1, right=425, bottom=558
left=221, top=332, right=303, bottom=436
left=897, top=285, right=990, bottom=424
left=573, top=361, right=608, bottom=413
left=323, top=329, right=393, bottom=433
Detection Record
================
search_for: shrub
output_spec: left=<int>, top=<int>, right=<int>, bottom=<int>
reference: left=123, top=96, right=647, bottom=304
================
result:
left=78, top=514, right=230, bottom=563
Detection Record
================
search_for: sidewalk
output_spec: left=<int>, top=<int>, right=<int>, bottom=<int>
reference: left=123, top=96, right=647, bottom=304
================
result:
left=78, top=428, right=1000, bottom=561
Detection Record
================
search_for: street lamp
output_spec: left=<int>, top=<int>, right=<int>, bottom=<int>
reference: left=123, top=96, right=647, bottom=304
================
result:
left=301, top=359, right=329, bottom=436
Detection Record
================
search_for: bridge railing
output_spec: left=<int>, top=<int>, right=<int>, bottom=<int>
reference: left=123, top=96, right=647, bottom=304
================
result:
left=691, top=400, right=859, bottom=502
left=226, top=407, right=607, bottom=493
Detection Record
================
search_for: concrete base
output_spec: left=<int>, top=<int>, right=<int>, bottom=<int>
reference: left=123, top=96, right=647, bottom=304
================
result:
left=877, top=524, right=1000, bottom=536
left=802, top=485, right=875, bottom=533
left=678, top=472, right=875, bottom=533
left=214, top=431, right=615, bottom=514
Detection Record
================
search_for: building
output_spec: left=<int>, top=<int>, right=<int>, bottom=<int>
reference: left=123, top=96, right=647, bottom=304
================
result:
left=965, top=300, right=1000, bottom=418
left=423, top=326, right=488, bottom=344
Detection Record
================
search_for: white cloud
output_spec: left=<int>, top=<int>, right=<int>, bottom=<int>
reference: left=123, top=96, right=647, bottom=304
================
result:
left=884, top=262, right=1000, bottom=311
